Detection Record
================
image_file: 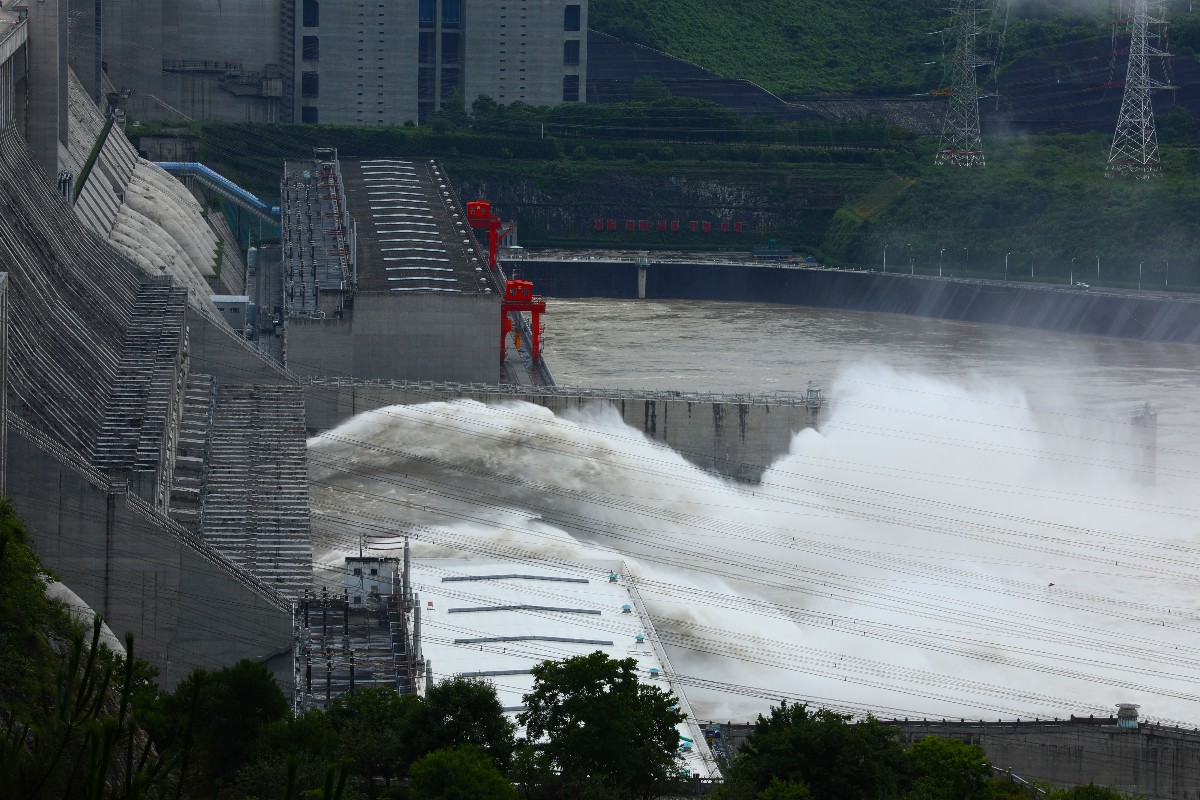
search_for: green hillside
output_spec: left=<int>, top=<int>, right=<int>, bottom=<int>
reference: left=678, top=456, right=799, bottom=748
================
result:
left=589, top=0, right=1115, bottom=96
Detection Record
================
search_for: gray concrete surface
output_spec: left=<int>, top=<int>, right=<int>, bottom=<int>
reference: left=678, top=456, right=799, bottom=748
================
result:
left=26, top=0, right=66, bottom=179
left=287, top=292, right=502, bottom=382
left=9, top=422, right=294, bottom=689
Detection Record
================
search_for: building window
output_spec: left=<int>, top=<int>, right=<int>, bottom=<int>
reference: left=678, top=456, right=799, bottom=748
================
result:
left=419, top=31, right=435, bottom=63
left=352, top=567, right=362, bottom=576
left=442, top=32, right=461, bottom=64
left=303, top=0, right=319, bottom=27
left=369, top=568, right=378, bottom=576
left=562, top=74, right=580, bottom=102
left=301, top=106, right=319, bottom=123
left=301, top=72, right=319, bottom=98
left=353, top=595, right=362, bottom=604
left=442, top=0, right=460, bottom=26
left=564, top=4, right=581, bottom=31
left=419, top=0, right=434, bottom=25
left=564, top=39, right=580, bottom=66
left=302, top=36, right=320, bottom=61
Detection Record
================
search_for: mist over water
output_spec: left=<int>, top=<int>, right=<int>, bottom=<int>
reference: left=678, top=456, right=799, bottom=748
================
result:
left=309, top=303, right=1200, bottom=724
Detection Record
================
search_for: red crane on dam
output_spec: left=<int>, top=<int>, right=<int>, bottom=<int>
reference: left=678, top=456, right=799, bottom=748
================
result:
left=466, top=200, right=512, bottom=269
left=466, top=199, right=547, bottom=365
left=501, top=279, right=546, bottom=364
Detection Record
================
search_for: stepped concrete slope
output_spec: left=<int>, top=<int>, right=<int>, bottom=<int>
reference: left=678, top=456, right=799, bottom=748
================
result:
left=0, top=120, right=311, bottom=686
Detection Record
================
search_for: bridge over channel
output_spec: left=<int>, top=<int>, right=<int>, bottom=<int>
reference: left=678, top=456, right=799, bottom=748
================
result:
left=303, top=379, right=824, bottom=483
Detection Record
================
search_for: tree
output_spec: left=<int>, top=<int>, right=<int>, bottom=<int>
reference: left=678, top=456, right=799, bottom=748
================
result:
left=326, top=686, right=420, bottom=795
left=757, top=777, right=814, bottom=800
left=725, top=701, right=907, bottom=800
left=905, top=736, right=990, bottom=800
left=409, top=744, right=518, bottom=800
left=148, top=659, right=289, bottom=795
left=410, top=676, right=515, bottom=771
left=519, top=651, right=684, bottom=800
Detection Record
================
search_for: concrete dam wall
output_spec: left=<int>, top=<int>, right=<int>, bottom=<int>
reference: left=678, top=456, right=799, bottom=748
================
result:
left=714, top=717, right=1200, bottom=800
left=304, top=380, right=822, bottom=483
left=509, top=259, right=1200, bottom=344
left=0, top=114, right=308, bottom=687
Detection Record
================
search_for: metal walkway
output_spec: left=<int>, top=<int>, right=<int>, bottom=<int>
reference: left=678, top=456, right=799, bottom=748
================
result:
left=155, top=162, right=280, bottom=224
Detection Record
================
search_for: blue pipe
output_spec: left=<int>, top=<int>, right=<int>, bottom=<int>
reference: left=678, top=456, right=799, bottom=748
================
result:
left=155, top=162, right=280, bottom=223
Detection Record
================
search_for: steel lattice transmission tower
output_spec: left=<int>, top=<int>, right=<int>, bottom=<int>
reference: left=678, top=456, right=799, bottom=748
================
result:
left=935, top=0, right=990, bottom=167
left=1106, top=0, right=1173, bottom=178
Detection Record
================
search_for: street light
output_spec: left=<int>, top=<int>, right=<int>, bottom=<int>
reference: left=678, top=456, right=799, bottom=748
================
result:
left=1005, top=252, right=1011, bottom=281
left=1096, top=255, right=1100, bottom=281
left=960, top=246, right=968, bottom=277
left=1139, top=261, right=1144, bottom=290
left=939, top=248, right=945, bottom=278
left=908, top=243, right=914, bottom=275
left=883, top=245, right=888, bottom=273
left=1071, top=257, right=1076, bottom=286
left=1164, top=258, right=1169, bottom=287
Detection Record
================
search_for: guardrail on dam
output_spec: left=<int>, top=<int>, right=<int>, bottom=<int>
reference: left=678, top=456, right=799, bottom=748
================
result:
left=507, top=258, right=1200, bottom=344
left=304, top=379, right=823, bottom=483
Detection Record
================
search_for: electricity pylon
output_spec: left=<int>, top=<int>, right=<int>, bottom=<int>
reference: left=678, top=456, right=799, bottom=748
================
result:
left=1106, top=0, right=1173, bottom=178
left=935, top=0, right=989, bottom=167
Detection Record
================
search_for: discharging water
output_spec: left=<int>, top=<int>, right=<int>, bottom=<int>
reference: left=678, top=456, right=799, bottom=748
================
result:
left=309, top=299, right=1200, bottom=723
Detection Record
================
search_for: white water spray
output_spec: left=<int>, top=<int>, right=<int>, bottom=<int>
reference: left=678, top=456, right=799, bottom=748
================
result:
left=308, top=362, right=1200, bottom=723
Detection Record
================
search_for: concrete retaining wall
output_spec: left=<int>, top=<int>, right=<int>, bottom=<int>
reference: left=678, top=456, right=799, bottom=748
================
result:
left=304, top=381, right=819, bottom=483
left=715, top=718, right=1200, bottom=800
left=286, top=292, right=501, bottom=383
left=8, top=422, right=294, bottom=689
left=510, top=259, right=1200, bottom=344
left=894, top=720, right=1200, bottom=800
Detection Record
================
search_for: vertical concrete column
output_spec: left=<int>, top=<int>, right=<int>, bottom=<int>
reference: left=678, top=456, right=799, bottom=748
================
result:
left=26, top=0, right=67, bottom=181
left=637, top=265, right=647, bottom=299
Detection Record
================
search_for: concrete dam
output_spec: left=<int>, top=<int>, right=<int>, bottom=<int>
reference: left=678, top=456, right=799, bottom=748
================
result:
left=304, top=379, right=823, bottom=483
left=508, top=258, right=1200, bottom=344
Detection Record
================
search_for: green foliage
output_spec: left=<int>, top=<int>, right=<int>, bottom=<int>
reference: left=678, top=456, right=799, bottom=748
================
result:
left=408, top=745, right=518, bottom=800
left=410, top=677, right=516, bottom=772
left=1, top=615, right=192, bottom=799
left=0, top=498, right=70, bottom=713
left=854, top=134, right=1200, bottom=288
left=631, top=77, right=671, bottom=103
left=757, top=777, right=814, bottom=800
left=904, top=736, right=991, bottom=800
left=73, top=115, right=117, bottom=200
left=1158, top=106, right=1198, bottom=145
left=519, top=651, right=685, bottom=800
left=589, top=0, right=1112, bottom=96
left=326, top=686, right=419, bottom=788
left=725, top=701, right=907, bottom=800
left=145, top=659, right=289, bottom=795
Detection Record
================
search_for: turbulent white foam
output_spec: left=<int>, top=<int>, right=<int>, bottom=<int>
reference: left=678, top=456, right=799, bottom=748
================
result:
left=307, top=363, right=1200, bottom=724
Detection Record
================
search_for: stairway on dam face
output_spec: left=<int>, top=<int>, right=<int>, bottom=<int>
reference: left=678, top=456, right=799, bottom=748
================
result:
left=200, top=384, right=313, bottom=599
left=94, top=284, right=189, bottom=507
left=169, top=373, right=215, bottom=528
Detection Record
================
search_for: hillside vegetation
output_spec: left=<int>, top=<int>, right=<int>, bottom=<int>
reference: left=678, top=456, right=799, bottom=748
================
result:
left=589, top=0, right=1120, bottom=96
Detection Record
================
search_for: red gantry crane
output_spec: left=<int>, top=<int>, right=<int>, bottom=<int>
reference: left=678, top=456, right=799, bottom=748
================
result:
left=466, top=200, right=546, bottom=364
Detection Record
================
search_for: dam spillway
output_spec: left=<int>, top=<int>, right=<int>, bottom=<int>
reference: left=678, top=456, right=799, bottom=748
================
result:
left=304, top=378, right=823, bottom=483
